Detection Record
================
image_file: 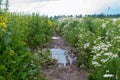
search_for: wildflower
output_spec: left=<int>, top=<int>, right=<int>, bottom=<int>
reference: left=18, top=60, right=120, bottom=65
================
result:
left=103, top=74, right=114, bottom=78
left=84, top=43, right=90, bottom=49
left=117, top=48, right=120, bottom=51
left=106, top=70, right=109, bottom=73
left=0, top=23, right=6, bottom=28
left=112, top=54, right=118, bottom=58
left=104, top=52, right=113, bottom=56
left=98, top=36, right=102, bottom=40
left=115, top=36, right=120, bottom=39
left=92, top=61, right=101, bottom=67
left=93, top=40, right=96, bottom=44
left=0, top=16, right=7, bottom=36
left=106, top=31, right=109, bottom=35
left=101, top=58, right=109, bottom=63
left=102, top=23, right=106, bottom=28
left=48, top=19, right=54, bottom=27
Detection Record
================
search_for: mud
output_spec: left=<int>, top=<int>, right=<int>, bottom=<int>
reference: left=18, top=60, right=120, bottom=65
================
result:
left=42, top=66, right=88, bottom=80
left=42, top=31, right=89, bottom=80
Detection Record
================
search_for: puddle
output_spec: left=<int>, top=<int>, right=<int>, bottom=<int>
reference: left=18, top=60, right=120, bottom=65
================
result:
left=52, top=37, right=60, bottom=39
left=50, top=49, right=73, bottom=66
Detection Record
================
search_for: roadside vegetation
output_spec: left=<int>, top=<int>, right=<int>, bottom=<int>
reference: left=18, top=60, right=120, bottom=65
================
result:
left=55, top=17, right=120, bottom=80
left=0, top=4, right=53, bottom=80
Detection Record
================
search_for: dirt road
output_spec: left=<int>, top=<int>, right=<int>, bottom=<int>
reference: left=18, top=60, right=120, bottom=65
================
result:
left=42, top=32, right=89, bottom=80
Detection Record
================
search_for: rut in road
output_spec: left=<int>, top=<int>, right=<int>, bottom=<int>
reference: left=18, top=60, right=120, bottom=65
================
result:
left=42, top=31, right=89, bottom=80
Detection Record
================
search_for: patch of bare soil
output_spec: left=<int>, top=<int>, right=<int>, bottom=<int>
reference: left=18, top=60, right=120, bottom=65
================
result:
left=43, top=31, right=89, bottom=80
left=42, top=65, right=88, bottom=80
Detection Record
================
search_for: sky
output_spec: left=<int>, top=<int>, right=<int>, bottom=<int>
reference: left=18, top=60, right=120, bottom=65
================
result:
left=9, top=0, right=120, bottom=16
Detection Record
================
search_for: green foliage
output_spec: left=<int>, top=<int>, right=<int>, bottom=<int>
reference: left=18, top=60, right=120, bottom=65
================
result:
left=89, top=58, right=120, bottom=80
left=56, top=17, right=95, bottom=68
left=32, top=48, right=52, bottom=66
left=0, top=12, right=53, bottom=79
left=27, top=13, right=52, bottom=48
left=56, top=17, right=120, bottom=79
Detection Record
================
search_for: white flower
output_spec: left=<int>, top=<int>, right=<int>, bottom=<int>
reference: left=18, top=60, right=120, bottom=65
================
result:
left=98, top=36, right=102, bottom=40
left=106, top=70, right=109, bottom=73
left=101, top=58, right=109, bottom=63
left=102, top=23, right=106, bottom=28
left=93, top=53, right=101, bottom=60
left=112, top=54, right=118, bottom=58
left=104, top=52, right=118, bottom=59
left=106, top=32, right=109, bottom=35
left=93, top=46, right=101, bottom=51
left=117, top=48, right=120, bottom=51
left=104, top=52, right=113, bottom=56
left=100, top=42, right=108, bottom=48
left=114, top=36, right=120, bottom=39
left=84, top=43, right=90, bottom=49
left=93, top=40, right=96, bottom=44
left=103, top=74, right=114, bottom=78
left=102, top=47, right=108, bottom=51
left=92, top=61, right=101, bottom=67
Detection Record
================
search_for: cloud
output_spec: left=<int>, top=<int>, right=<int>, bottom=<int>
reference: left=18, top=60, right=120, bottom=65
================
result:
left=9, top=0, right=120, bottom=16
left=31, top=0, right=59, bottom=2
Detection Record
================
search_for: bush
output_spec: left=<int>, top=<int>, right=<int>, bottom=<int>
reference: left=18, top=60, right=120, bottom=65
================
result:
left=27, top=14, right=52, bottom=48
left=0, top=12, right=53, bottom=79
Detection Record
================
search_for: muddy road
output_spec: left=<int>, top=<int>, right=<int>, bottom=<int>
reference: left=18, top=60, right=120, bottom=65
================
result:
left=42, top=32, right=89, bottom=80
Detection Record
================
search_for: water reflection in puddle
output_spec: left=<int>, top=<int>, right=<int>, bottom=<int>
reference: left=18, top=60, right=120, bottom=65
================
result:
left=50, top=49, right=72, bottom=66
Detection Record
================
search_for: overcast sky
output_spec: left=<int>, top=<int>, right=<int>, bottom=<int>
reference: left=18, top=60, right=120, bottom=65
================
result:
left=9, top=0, right=120, bottom=16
